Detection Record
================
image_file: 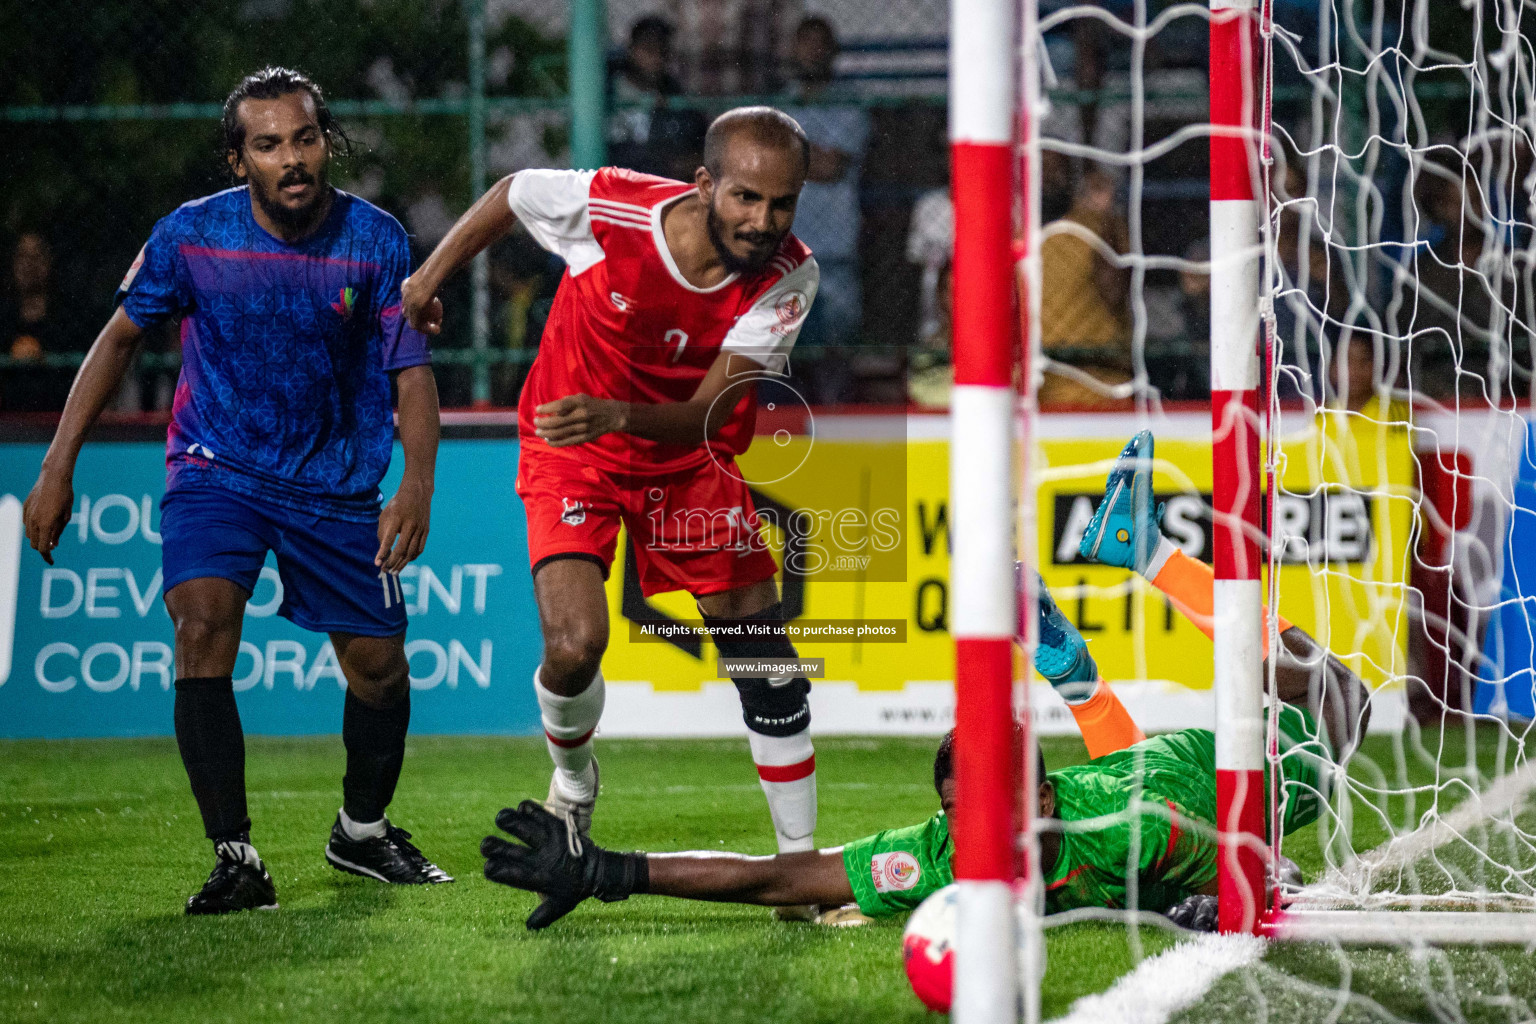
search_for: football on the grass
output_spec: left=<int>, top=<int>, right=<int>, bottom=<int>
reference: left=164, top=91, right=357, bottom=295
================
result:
left=902, top=883, right=958, bottom=1011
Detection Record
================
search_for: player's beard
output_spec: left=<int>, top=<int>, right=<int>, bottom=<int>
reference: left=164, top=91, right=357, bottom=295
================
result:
left=706, top=201, right=784, bottom=275
left=250, top=166, right=331, bottom=236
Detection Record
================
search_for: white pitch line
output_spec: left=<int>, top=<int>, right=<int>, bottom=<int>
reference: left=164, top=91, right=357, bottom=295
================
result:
left=1045, top=933, right=1267, bottom=1024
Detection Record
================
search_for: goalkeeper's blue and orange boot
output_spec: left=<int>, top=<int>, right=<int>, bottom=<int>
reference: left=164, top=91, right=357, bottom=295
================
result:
left=1032, top=573, right=1098, bottom=703
left=1079, top=429, right=1162, bottom=574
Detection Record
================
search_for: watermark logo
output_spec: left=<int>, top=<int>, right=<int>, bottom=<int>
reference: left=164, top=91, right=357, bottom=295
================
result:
left=706, top=374, right=815, bottom=487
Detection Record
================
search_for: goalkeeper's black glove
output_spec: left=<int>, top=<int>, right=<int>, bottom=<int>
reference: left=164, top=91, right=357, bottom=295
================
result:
left=1165, top=893, right=1219, bottom=932
left=481, top=800, right=648, bottom=930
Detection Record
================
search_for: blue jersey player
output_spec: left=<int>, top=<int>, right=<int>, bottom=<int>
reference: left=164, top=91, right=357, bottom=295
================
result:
left=22, top=67, right=452, bottom=914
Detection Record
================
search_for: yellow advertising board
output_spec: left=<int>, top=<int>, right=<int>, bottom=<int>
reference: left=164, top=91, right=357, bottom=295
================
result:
left=1034, top=411, right=1413, bottom=691
left=598, top=411, right=1412, bottom=733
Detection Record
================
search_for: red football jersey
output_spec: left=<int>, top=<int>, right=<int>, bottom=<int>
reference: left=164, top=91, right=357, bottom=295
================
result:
left=507, top=167, right=819, bottom=475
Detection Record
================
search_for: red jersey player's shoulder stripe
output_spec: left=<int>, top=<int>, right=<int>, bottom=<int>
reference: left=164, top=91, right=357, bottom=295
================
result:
left=592, top=166, right=692, bottom=211
left=590, top=209, right=651, bottom=231
left=773, top=234, right=813, bottom=271
left=589, top=198, right=652, bottom=230
left=764, top=236, right=813, bottom=281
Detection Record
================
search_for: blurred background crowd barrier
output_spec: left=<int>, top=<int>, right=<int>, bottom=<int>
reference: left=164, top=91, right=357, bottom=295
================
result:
left=1, top=0, right=1484, bottom=415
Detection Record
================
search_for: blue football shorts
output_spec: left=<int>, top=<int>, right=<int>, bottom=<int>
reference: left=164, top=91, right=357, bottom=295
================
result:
left=160, top=485, right=407, bottom=637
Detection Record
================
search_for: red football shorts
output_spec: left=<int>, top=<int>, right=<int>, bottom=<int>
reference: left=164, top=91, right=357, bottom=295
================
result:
left=516, top=444, right=780, bottom=597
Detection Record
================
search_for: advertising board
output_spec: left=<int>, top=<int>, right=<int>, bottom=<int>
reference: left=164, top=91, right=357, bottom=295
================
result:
left=0, top=409, right=1412, bottom=738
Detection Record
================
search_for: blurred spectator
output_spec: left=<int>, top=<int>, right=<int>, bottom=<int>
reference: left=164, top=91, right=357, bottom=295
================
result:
left=907, top=262, right=952, bottom=410
left=405, top=187, right=459, bottom=254
left=1336, top=334, right=1384, bottom=413
left=610, top=17, right=676, bottom=168
left=488, top=233, right=562, bottom=405
left=1134, top=235, right=1211, bottom=401
left=780, top=15, right=869, bottom=403
left=1040, top=150, right=1075, bottom=224
left=906, top=188, right=953, bottom=350
left=663, top=0, right=804, bottom=95
left=648, top=108, right=709, bottom=182
left=1271, top=160, right=1356, bottom=402
left=903, top=187, right=955, bottom=408
left=1, top=232, right=84, bottom=413
left=1178, top=237, right=1210, bottom=345
left=1403, top=165, right=1530, bottom=402
left=1161, top=237, right=1211, bottom=397
left=609, top=17, right=707, bottom=181
left=613, top=15, right=681, bottom=103
left=1039, top=171, right=1134, bottom=409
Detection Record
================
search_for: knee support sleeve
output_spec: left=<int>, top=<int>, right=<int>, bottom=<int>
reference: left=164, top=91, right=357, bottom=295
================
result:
left=733, top=675, right=811, bottom=737
left=707, top=603, right=811, bottom=738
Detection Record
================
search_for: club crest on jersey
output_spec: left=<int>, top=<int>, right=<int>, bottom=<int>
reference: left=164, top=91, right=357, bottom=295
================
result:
left=332, top=286, right=357, bottom=318
left=561, top=498, right=587, bottom=526
left=772, top=291, right=808, bottom=335
left=870, top=851, right=921, bottom=893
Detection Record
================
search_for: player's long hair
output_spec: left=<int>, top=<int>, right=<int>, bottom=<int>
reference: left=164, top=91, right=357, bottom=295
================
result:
left=220, top=66, right=353, bottom=173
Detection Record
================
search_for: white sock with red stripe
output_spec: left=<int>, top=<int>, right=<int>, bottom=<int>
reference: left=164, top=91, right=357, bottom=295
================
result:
left=534, top=666, right=604, bottom=802
left=748, top=728, right=817, bottom=853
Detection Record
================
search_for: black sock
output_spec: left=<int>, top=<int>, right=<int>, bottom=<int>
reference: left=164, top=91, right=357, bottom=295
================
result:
left=342, top=688, right=410, bottom=825
left=173, top=676, right=250, bottom=843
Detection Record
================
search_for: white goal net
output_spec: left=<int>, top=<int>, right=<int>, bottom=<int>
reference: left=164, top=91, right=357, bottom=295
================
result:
left=1259, top=0, right=1536, bottom=940
left=1015, top=0, right=1536, bottom=1016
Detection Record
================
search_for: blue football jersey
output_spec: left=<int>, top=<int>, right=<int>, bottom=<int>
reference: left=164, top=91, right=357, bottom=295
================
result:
left=118, top=186, right=431, bottom=521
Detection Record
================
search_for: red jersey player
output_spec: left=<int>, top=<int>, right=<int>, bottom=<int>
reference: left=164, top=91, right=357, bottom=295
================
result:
left=402, top=108, right=823, bottom=918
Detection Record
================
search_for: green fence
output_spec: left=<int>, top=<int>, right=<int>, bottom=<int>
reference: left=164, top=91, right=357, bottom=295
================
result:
left=4, top=0, right=964, bottom=411
left=7, top=1, right=1467, bottom=411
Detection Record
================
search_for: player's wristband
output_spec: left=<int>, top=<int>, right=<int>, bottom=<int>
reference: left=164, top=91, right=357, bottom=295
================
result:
left=590, top=849, right=649, bottom=902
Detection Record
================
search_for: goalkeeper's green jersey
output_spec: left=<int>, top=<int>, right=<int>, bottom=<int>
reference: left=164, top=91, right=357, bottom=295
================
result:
left=841, top=704, right=1331, bottom=918
left=842, top=811, right=955, bottom=917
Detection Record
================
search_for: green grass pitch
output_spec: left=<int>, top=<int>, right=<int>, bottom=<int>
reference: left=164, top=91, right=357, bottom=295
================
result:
left=1, top=730, right=1532, bottom=1023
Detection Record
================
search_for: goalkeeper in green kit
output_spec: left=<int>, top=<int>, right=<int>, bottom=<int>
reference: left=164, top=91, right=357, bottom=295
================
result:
left=480, top=432, right=1372, bottom=930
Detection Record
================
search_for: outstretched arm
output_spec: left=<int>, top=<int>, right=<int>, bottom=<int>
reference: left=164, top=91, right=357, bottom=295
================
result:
left=24, top=307, right=144, bottom=564
left=481, top=802, right=853, bottom=929
left=646, top=849, right=854, bottom=906
left=1272, top=623, right=1371, bottom=759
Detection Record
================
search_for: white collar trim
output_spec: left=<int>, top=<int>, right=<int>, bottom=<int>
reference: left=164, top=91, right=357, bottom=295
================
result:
left=652, top=189, right=739, bottom=294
